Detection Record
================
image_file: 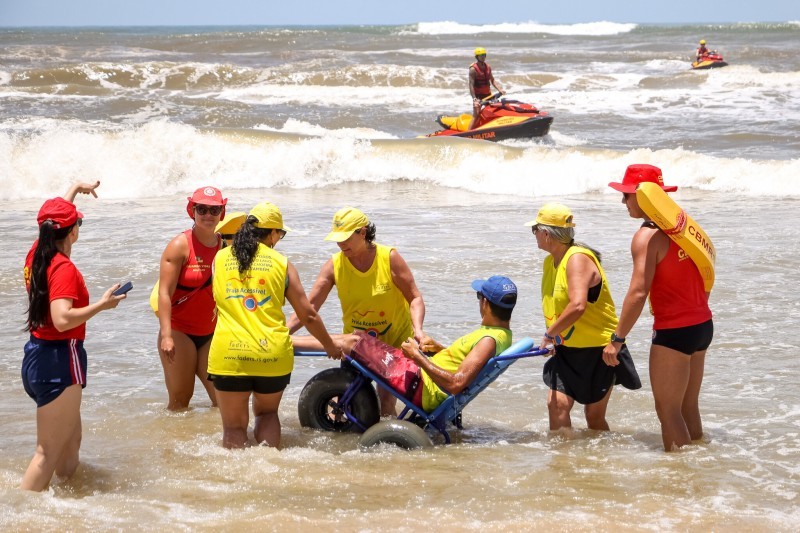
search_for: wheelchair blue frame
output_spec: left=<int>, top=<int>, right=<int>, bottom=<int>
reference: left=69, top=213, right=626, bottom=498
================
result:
left=299, top=337, right=547, bottom=444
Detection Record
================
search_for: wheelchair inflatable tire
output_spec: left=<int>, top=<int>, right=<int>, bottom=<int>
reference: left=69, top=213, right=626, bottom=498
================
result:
left=298, top=367, right=379, bottom=432
left=358, top=419, right=434, bottom=450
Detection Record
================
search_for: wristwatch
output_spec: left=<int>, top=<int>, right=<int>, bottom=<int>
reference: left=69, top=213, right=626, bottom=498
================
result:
left=610, top=332, right=626, bottom=344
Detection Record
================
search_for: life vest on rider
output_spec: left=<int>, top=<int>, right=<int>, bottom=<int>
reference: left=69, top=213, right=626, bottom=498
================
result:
left=471, top=62, right=492, bottom=98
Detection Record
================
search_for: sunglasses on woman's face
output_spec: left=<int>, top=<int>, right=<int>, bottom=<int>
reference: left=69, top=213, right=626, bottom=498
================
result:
left=194, top=204, right=222, bottom=216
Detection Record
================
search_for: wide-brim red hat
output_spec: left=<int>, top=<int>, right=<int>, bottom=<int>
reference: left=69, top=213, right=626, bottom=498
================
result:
left=186, top=186, right=227, bottom=219
left=608, top=164, right=678, bottom=193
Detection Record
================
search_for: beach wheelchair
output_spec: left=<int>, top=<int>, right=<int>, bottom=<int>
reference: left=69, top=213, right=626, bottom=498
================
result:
left=296, top=337, right=547, bottom=450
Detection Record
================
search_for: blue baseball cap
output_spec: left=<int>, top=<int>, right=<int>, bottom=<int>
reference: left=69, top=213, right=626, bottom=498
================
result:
left=471, top=276, right=518, bottom=309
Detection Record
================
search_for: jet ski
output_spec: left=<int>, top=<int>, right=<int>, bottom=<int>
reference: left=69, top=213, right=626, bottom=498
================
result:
left=423, top=94, right=553, bottom=142
left=691, top=52, right=728, bottom=70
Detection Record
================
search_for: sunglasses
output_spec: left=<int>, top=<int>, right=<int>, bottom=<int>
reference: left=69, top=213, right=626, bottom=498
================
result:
left=530, top=225, right=538, bottom=235
left=476, top=292, right=484, bottom=301
left=76, top=218, right=83, bottom=227
left=194, top=204, right=223, bottom=216
left=277, top=229, right=286, bottom=240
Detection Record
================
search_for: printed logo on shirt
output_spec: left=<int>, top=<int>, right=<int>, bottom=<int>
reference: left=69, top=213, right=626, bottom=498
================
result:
left=226, top=293, right=272, bottom=311
left=352, top=308, right=393, bottom=337
left=353, top=324, right=392, bottom=338
left=375, top=283, right=390, bottom=293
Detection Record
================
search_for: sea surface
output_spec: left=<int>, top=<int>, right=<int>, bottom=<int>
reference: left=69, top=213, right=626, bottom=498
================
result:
left=1, top=21, right=799, bottom=531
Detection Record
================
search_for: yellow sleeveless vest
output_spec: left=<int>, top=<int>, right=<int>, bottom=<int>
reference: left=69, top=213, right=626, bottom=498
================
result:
left=420, top=326, right=512, bottom=412
left=541, top=246, right=618, bottom=348
left=208, top=244, right=293, bottom=377
left=333, top=243, right=413, bottom=348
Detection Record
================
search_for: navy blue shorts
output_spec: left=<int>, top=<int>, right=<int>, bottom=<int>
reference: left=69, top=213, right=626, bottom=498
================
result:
left=208, top=373, right=291, bottom=394
left=652, top=319, right=714, bottom=355
left=22, top=337, right=87, bottom=408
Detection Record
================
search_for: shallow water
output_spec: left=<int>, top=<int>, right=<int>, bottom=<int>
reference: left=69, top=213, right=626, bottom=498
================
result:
left=1, top=183, right=798, bottom=530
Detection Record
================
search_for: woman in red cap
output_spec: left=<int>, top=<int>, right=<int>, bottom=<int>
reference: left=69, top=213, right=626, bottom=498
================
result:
left=22, top=181, right=126, bottom=491
left=605, top=164, right=713, bottom=451
left=157, top=186, right=226, bottom=410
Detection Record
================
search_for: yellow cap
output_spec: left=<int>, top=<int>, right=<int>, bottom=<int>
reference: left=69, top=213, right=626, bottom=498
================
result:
left=699, top=39, right=706, bottom=45
left=249, top=202, right=291, bottom=232
left=474, top=47, right=487, bottom=56
left=215, top=211, right=247, bottom=235
left=324, top=207, right=369, bottom=242
left=524, top=203, right=576, bottom=229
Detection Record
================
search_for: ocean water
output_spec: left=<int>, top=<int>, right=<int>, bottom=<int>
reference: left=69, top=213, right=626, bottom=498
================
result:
left=1, top=21, right=799, bottom=531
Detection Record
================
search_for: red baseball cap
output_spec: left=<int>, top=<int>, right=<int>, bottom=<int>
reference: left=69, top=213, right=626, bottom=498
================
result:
left=186, top=186, right=227, bottom=219
left=608, top=164, right=677, bottom=193
left=37, top=197, right=83, bottom=229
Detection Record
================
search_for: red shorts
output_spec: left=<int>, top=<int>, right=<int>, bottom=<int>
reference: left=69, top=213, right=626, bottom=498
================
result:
left=350, top=332, right=423, bottom=407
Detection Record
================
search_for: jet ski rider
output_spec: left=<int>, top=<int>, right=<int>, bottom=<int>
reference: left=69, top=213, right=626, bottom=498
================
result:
left=469, top=47, right=506, bottom=129
left=696, top=39, right=709, bottom=61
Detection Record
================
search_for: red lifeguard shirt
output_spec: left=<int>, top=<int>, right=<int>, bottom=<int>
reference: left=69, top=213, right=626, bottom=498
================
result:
left=649, top=239, right=712, bottom=329
left=25, top=245, right=89, bottom=341
left=170, top=229, right=220, bottom=336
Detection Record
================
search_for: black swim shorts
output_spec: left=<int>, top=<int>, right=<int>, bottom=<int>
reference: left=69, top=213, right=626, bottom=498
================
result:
left=652, top=319, right=714, bottom=355
left=208, top=373, right=291, bottom=394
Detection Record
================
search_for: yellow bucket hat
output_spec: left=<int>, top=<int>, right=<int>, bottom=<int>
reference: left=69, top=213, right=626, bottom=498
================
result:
left=524, top=203, right=576, bottom=229
left=324, top=207, right=369, bottom=242
left=215, top=211, right=247, bottom=235
left=249, top=202, right=291, bottom=231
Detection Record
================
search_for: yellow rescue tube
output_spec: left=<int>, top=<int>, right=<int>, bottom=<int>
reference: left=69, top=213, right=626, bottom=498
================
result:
left=150, top=282, right=160, bottom=316
left=635, top=182, right=715, bottom=291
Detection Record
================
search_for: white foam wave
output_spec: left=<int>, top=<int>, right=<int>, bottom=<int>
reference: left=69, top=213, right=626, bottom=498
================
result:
left=0, top=122, right=797, bottom=202
left=254, top=119, right=397, bottom=140
left=414, top=20, right=637, bottom=36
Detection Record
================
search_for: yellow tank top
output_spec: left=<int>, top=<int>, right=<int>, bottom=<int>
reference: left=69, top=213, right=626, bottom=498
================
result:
left=208, top=244, right=293, bottom=377
left=541, top=246, right=618, bottom=348
left=420, top=326, right=512, bottom=412
left=332, top=243, right=413, bottom=348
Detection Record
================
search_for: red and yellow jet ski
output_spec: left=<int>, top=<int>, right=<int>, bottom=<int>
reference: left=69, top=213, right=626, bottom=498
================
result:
left=691, top=52, right=728, bottom=70
left=423, top=94, right=553, bottom=142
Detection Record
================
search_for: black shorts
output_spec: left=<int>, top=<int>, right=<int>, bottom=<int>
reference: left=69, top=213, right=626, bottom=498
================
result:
left=652, top=319, right=714, bottom=355
left=208, top=373, right=291, bottom=394
left=543, top=344, right=642, bottom=405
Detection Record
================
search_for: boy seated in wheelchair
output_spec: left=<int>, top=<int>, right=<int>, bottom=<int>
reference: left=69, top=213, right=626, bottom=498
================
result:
left=293, top=275, right=516, bottom=413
